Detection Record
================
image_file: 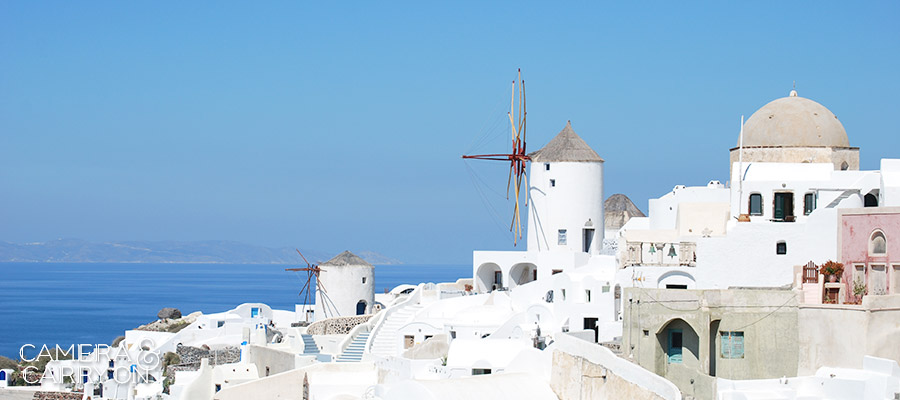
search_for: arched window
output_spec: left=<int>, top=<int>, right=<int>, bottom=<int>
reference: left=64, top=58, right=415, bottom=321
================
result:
left=356, top=300, right=367, bottom=315
left=864, top=193, right=878, bottom=207
left=749, top=193, right=763, bottom=216
left=870, top=231, right=887, bottom=255
left=804, top=193, right=816, bottom=215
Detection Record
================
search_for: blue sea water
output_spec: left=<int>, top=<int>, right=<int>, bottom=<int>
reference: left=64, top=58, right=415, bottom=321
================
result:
left=0, top=262, right=470, bottom=359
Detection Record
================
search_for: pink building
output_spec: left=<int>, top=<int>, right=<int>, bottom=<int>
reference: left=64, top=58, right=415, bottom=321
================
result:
left=839, top=208, right=900, bottom=302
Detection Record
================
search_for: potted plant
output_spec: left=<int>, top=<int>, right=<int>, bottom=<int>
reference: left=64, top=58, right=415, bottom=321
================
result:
left=819, top=261, right=844, bottom=283
left=851, top=276, right=866, bottom=304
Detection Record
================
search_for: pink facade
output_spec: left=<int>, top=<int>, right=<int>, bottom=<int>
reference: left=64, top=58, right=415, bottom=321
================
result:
left=839, top=209, right=900, bottom=302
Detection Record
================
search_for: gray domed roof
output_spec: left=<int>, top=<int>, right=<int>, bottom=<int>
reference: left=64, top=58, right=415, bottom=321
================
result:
left=320, top=251, right=373, bottom=267
left=529, top=121, right=604, bottom=163
left=741, top=91, right=849, bottom=148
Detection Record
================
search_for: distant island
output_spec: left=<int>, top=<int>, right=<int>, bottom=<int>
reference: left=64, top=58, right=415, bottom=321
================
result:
left=0, top=239, right=403, bottom=265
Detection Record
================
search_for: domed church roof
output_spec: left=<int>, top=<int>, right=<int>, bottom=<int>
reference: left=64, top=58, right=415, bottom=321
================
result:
left=740, top=90, right=849, bottom=148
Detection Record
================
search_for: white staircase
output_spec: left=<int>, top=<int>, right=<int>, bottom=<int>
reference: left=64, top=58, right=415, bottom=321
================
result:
left=335, top=332, right=370, bottom=362
left=369, top=304, right=424, bottom=357
left=301, top=334, right=319, bottom=355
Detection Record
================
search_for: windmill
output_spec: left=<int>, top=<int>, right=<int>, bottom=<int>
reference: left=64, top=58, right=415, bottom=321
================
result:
left=285, top=249, right=340, bottom=322
left=462, top=69, right=530, bottom=245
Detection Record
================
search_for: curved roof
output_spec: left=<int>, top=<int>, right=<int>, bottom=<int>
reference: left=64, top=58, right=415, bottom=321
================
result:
left=528, top=121, right=604, bottom=162
left=740, top=90, right=849, bottom=148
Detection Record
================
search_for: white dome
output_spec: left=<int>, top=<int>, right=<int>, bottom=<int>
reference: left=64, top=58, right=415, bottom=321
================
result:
left=741, top=91, right=849, bottom=148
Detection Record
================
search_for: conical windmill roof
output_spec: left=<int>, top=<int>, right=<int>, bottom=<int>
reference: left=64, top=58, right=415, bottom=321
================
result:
left=528, top=121, right=604, bottom=163
left=320, top=250, right=373, bottom=267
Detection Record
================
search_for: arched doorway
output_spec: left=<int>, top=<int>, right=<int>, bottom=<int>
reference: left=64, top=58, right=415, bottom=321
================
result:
left=356, top=300, right=367, bottom=315
left=509, top=263, right=537, bottom=288
left=476, top=263, right=502, bottom=293
left=656, top=318, right=700, bottom=376
left=865, top=193, right=878, bottom=207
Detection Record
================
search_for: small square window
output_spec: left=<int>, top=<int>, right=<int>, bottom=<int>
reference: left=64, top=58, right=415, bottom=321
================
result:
left=550, top=179, right=556, bottom=187
left=558, top=229, right=567, bottom=245
left=544, top=163, right=550, bottom=171
left=776, top=241, right=787, bottom=255
left=643, top=330, right=649, bottom=337
left=217, top=320, right=225, bottom=328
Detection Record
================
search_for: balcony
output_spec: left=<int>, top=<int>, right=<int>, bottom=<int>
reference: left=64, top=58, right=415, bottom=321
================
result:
left=624, top=242, right=697, bottom=267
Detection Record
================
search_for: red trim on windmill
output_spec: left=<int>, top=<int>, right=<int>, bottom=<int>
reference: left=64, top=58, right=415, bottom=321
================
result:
left=462, top=69, right=530, bottom=245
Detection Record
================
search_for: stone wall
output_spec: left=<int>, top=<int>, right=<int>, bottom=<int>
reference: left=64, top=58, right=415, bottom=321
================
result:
left=32, top=391, right=83, bottom=400
left=167, top=345, right=241, bottom=376
left=305, top=315, right=372, bottom=335
left=551, top=351, right=666, bottom=400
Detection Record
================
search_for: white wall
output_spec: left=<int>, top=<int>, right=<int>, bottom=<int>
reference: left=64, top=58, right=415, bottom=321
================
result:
left=316, top=265, right=374, bottom=320
left=528, top=161, right=604, bottom=254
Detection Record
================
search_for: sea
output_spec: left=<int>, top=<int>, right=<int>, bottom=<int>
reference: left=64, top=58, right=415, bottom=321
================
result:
left=0, top=262, right=470, bottom=359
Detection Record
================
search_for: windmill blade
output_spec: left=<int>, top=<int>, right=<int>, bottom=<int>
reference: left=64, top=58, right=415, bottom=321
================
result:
left=295, top=249, right=311, bottom=267
left=506, top=162, right=514, bottom=199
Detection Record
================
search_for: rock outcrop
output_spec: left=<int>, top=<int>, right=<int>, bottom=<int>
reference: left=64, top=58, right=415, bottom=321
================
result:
left=158, top=307, right=182, bottom=320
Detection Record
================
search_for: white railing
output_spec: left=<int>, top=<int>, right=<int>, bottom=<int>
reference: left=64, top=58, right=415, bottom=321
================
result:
left=335, top=309, right=384, bottom=357
left=364, top=283, right=425, bottom=353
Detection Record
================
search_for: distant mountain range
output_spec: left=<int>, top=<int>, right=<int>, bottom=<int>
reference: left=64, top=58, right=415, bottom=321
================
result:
left=0, top=239, right=403, bottom=265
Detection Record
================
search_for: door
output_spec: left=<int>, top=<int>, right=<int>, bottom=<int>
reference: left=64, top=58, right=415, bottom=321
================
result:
left=356, top=300, right=367, bottom=315
left=667, top=330, right=683, bottom=364
left=583, top=229, right=595, bottom=253
left=774, top=193, right=794, bottom=220
left=583, top=317, right=599, bottom=342
left=494, top=271, right=503, bottom=288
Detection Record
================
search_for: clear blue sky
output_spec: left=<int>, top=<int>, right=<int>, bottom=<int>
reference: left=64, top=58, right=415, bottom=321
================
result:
left=2, top=2, right=898, bottom=264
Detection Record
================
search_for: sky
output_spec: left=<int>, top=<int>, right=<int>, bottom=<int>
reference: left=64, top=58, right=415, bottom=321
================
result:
left=1, top=2, right=899, bottom=264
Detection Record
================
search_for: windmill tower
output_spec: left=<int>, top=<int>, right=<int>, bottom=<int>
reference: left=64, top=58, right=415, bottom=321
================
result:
left=527, top=121, right=605, bottom=254
left=316, top=251, right=375, bottom=319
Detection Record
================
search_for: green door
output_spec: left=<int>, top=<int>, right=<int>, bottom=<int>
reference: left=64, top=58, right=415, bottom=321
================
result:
left=668, top=330, right=683, bottom=364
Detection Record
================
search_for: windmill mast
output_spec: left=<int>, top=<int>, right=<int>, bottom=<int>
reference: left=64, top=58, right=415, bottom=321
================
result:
left=462, top=69, right=530, bottom=245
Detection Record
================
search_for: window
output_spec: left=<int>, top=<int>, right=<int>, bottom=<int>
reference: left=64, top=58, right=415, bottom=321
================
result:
left=561, top=289, right=567, bottom=301
left=865, top=193, right=878, bottom=207
left=666, top=284, right=688, bottom=289
left=450, top=330, right=456, bottom=339
left=749, top=194, right=762, bottom=215
left=558, top=229, right=567, bottom=245
left=251, top=307, right=260, bottom=318
left=841, top=161, right=849, bottom=171
left=551, top=269, right=563, bottom=275
left=804, top=193, right=815, bottom=215
left=361, top=277, right=366, bottom=284
left=215, top=384, right=222, bottom=392
left=585, top=290, right=591, bottom=302
left=720, top=331, right=745, bottom=359
left=776, top=241, right=787, bottom=255
left=472, top=368, right=492, bottom=375
left=217, top=320, right=225, bottom=328
left=871, top=231, right=886, bottom=255
left=550, top=179, right=556, bottom=187
left=544, top=163, right=550, bottom=171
